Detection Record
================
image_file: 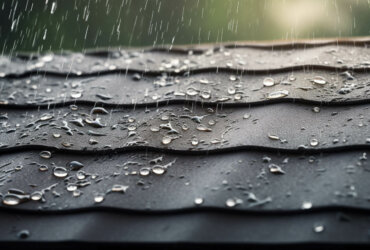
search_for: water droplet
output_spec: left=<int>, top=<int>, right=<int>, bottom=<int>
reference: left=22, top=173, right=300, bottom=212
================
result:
left=111, top=184, right=129, bottom=193
left=229, top=75, right=237, bottom=81
left=94, top=194, right=105, bottom=203
left=302, top=201, right=312, bottom=209
left=152, top=165, right=166, bottom=175
left=40, top=114, right=53, bottom=121
left=76, top=171, right=86, bottom=180
left=139, top=167, right=151, bottom=176
left=186, top=87, right=198, bottom=96
left=67, top=161, right=84, bottom=171
left=67, top=184, right=77, bottom=191
left=150, top=126, right=160, bottom=132
left=196, top=124, right=212, bottom=132
left=17, top=229, right=30, bottom=239
left=313, top=76, right=327, bottom=85
left=243, top=113, right=251, bottom=119
left=132, top=73, right=141, bottom=81
left=200, top=90, right=211, bottom=99
left=70, top=91, right=82, bottom=99
left=31, top=191, right=43, bottom=201
left=312, top=107, right=321, bottom=113
left=162, top=136, right=172, bottom=145
left=194, top=197, right=204, bottom=205
left=53, top=133, right=61, bottom=138
left=225, top=198, right=242, bottom=207
left=53, top=167, right=68, bottom=178
left=39, top=151, right=51, bottom=159
left=191, top=138, right=199, bottom=146
left=263, top=77, right=275, bottom=87
left=267, top=90, right=289, bottom=99
left=227, top=87, right=236, bottom=95
left=91, top=107, right=109, bottom=115
left=313, top=223, right=325, bottom=233
left=268, top=164, right=285, bottom=174
left=268, top=134, right=280, bottom=140
left=50, top=2, right=57, bottom=14
left=310, top=138, right=319, bottom=147
left=39, top=165, right=48, bottom=172
left=2, top=194, right=21, bottom=206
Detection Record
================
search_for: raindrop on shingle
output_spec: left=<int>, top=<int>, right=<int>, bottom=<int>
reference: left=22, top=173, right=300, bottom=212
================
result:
left=267, top=90, right=289, bottom=99
left=312, top=107, right=321, bottom=113
left=229, top=75, right=237, bottom=81
left=91, top=107, right=109, bottom=115
left=227, top=87, right=236, bottom=95
left=243, top=113, right=251, bottom=119
left=139, top=167, right=151, bottom=176
left=268, top=134, right=280, bottom=140
left=39, top=151, right=51, bottom=159
left=40, top=114, right=54, bottom=121
left=225, top=198, right=242, bottom=208
left=94, top=194, right=105, bottom=203
left=39, top=165, right=48, bottom=172
left=200, top=90, right=211, bottom=99
left=53, top=167, right=68, bottom=178
left=76, top=171, right=86, bottom=180
left=191, top=138, right=199, bottom=146
left=17, top=230, right=30, bottom=239
left=186, top=87, right=198, bottom=96
left=150, top=126, right=160, bottom=132
left=302, top=201, right=312, bottom=209
left=2, top=194, right=21, bottom=206
left=30, top=191, right=43, bottom=201
left=132, top=73, right=141, bottom=81
left=111, top=184, right=129, bottom=193
left=313, top=76, right=327, bottom=85
left=313, top=223, right=325, bottom=233
left=68, top=161, right=84, bottom=171
left=70, top=91, right=82, bottom=99
left=268, top=164, right=285, bottom=174
left=263, top=77, right=275, bottom=87
left=152, top=165, right=166, bottom=175
left=196, top=124, right=212, bottom=132
left=310, top=138, right=319, bottom=147
left=53, top=133, right=61, bottom=138
left=162, top=136, right=172, bottom=145
left=67, top=184, right=77, bottom=192
left=194, top=197, right=204, bottom=205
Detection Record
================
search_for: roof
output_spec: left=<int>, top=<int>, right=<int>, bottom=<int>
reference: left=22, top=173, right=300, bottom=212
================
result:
left=0, top=38, right=370, bottom=249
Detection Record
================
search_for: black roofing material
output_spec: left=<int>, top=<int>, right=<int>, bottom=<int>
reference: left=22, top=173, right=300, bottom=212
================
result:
left=0, top=39, right=370, bottom=248
left=0, top=150, right=369, bottom=211
left=1, top=70, right=369, bottom=107
left=0, top=103, right=369, bottom=152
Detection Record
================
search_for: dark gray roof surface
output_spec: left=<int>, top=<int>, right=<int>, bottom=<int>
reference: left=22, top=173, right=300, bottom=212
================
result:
left=0, top=38, right=370, bottom=248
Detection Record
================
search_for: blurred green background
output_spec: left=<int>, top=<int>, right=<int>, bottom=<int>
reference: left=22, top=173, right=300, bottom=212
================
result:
left=0, top=0, right=369, bottom=54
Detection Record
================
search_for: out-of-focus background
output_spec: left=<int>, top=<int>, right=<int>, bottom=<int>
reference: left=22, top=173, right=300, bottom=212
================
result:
left=0, top=0, right=369, bottom=54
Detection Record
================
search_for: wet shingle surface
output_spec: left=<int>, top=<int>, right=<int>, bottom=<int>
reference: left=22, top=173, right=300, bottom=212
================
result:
left=0, top=39, right=370, bottom=248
